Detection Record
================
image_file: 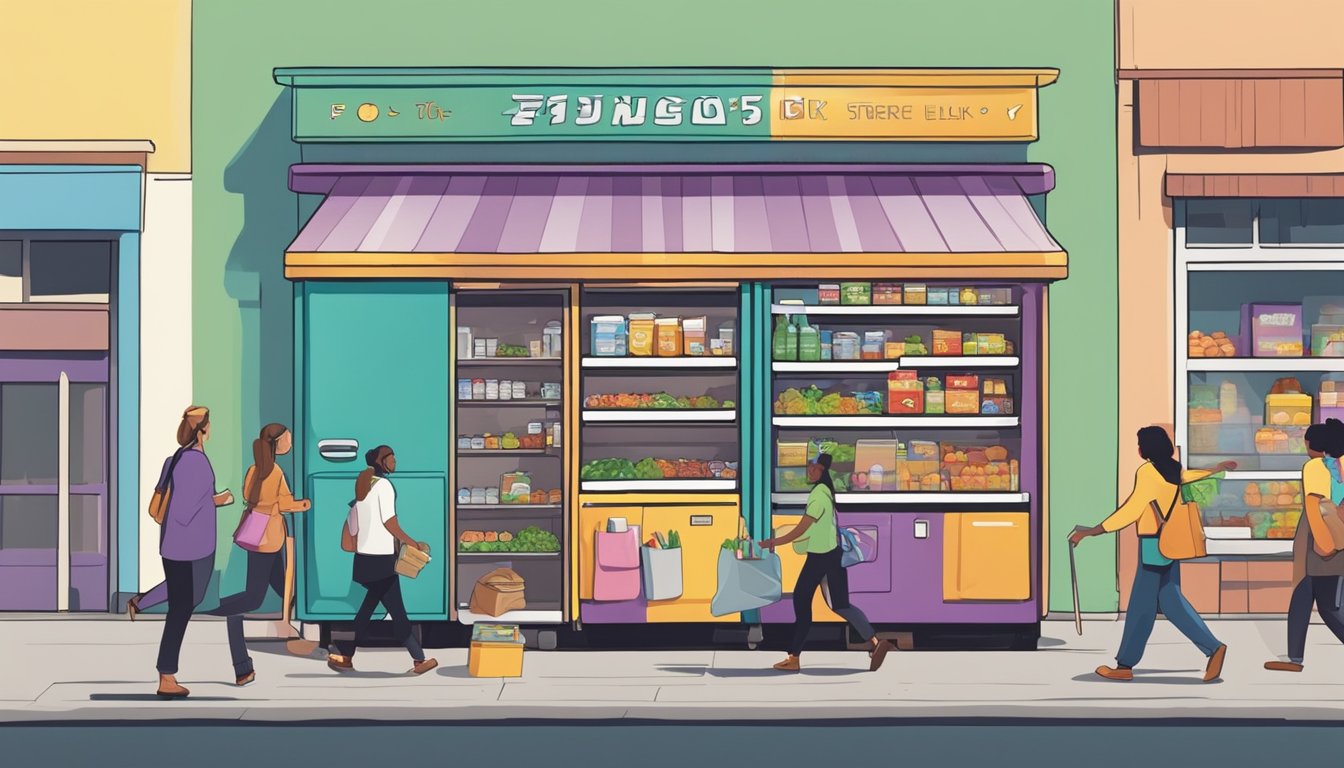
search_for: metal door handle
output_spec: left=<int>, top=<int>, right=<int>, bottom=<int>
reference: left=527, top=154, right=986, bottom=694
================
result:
left=318, top=439, right=359, bottom=461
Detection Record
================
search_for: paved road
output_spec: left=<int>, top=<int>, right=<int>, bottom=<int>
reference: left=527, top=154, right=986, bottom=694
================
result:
left=2, top=722, right=1339, bottom=767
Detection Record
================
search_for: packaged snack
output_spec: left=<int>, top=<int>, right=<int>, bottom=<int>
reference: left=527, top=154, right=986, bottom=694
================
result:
left=977, top=333, right=1008, bottom=355
left=549, top=489, right=563, bottom=505
left=885, top=342, right=904, bottom=360
left=591, top=316, right=628, bottom=357
left=834, top=332, right=861, bottom=360
left=959, top=287, right=979, bottom=305
left=683, top=316, right=708, bottom=356
left=472, top=379, right=486, bottom=399
left=932, top=330, right=962, bottom=356
left=458, top=379, right=473, bottom=401
left=873, top=283, right=902, bottom=305
left=926, top=388, right=946, bottom=414
left=948, top=374, right=980, bottom=391
left=484, top=434, right=501, bottom=450
left=887, top=371, right=924, bottom=414
left=928, top=287, right=951, bottom=305
left=1244, top=303, right=1304, bottom=357
left=628, top=313, right=657, bottom=357
left=656, top=318, right=683, bottom=356
left=946, top=389, right=980, bottom=414
left=904, top=283, right=927, bottom=305
left=818, top=284, right=841, bottom=305
left=962, top=333, right=978, bottom=356
left=471, top=487, right=488, bottom=505
left=1312, top=324, right=1344, bottom=357
left=841, top=283, right=872, bottom=305
left=777, top=441, right=809, bottom=467
left=854, top=440, right=899, bottom=492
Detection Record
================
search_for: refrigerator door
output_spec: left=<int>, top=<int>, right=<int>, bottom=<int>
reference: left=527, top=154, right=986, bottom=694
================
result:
left=942, top=512, right=1030, bottom=601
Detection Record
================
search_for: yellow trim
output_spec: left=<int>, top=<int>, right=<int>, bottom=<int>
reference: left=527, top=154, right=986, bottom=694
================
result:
left=772, top=69, right=1060, bottom=88
left=566, top=284, right=580, bottom=621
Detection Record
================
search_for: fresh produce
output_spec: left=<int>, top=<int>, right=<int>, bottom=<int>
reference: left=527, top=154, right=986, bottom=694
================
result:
left=1189, top=331, right=1237, bottom=359
left=634, top=457, right=664, bottom=480
left=582, top=456, right=728, bottom=480
left=1243, top=481, right=1303, bottom=509
left=774, top=385, right=867, bottom=416
left=495, top=343, right=530, bottom=358
left=580, top=458, right=638, bottom=480
left=459, top=525, right=560, bottom=553
left=903, top=334, right=929, bottom=355
left=585, top=392, right=728, bottom=409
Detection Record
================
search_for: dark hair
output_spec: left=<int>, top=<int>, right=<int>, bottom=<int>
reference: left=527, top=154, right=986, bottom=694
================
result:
left=1305, top=418, right=1344, bottom=458
left=813, top=452, right=838, bottom=496
left=247, top=423, right=288, bottom=507
left=355, top=445, right=394, bottom=501
left=176, top=406, right=210, bottom=447
left=1137, top=426, right=1182, bottom=485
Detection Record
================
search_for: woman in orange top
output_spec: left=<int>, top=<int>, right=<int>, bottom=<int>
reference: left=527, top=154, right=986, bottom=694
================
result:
left=1070, top=427, right=1234, bottom=682
left=209, top=423, right=310, bottom=685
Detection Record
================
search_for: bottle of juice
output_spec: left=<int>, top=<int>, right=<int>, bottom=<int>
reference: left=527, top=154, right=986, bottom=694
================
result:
left=797, top=316, right=820, bottom=362
left=773, top=315, right=799, bottom=361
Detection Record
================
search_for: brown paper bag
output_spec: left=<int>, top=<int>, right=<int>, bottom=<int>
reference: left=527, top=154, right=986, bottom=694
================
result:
left=469, top=568, right=526, bottom=617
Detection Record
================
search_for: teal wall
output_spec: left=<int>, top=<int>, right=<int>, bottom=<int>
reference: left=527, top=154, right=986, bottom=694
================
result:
left=193, top=0, right=1119, bottom=610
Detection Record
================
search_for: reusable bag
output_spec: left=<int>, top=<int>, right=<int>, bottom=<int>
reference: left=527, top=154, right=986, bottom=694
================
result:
left=710, top=547, right=782, bottom=616
left=594, top=529, right=641, bottom=601
left=640, top=545, right=683, bottom=601
left=233, top=507, right=271, bottom=552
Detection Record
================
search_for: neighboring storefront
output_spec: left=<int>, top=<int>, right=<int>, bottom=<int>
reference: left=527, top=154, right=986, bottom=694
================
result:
left=275, top=67, right=1069, bottom=647
left=1118, top=1, right=1344, bottom=612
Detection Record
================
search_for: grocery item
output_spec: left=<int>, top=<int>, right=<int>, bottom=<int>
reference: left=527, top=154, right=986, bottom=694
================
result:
left=469, top=568, right=527, bottom=617
left=960, top=287, right=979, bottom=305
left=904, top=440, right=940, bottom=491
left=549, top=489, right=562, bottom=505
left=656, top=318, right=683, bottom=357
left=833, top=331, right=861, bottom=360
left=1266, top=392, right=1312, bottom=426
left=818, top=284, right=841, bottom=305
left=628, top=313, right=656, bottom=356
left=591, top=315, right=628, bottom=357
left=946, top=375, right=980, bottom=415
left=585, top=392, right=726, bottom=409
left=474, top=339, right=487, bottom=358
left=683, top=316, right=708, bottom=356
left=925, top=377, right=946, bottom=414
left=904, top=284, right=927, bottom=305
left=458, top=327, right=474, bottom=358
left=500, top=472, right=532, bottom=503
left=887, top=371, right=924, bottom=414
left=1245, top=303, right=1304, bottom=357
left=1188, top=330, right=1237, bottom=358
left=902, top=334, right=929, bottom=356
left=471, top=487, right=487, bottom=505
left=797, top=317, right=821, bottom=362
left=457, top=488, right=471, bottom=505
left=932, top=329, right=962, bottom=356
left=862, top=330, right=886, bottom=360
left=719, top=323, right=736, bottom=356
left=541, top=382, right=562, bottom=400
left=472, top=379, right=485, bottom=399
left=873, top=283, right=902, bottom=305
left=470, top=436, right=485, bottom=451
left=940, top=443, right=1017, bottom=491
left=485, top=379, right=500, bottom=400
left=483, top=434, right=500, bottom=450
left=884, top=341, right=903, bottom=360
left=976, top=333, right=1008, bottom=355
left=458, top=379, right=473, bottom=401
left=529, top=340, right=544, bottom=358
left=841, top=282, right=872, bottom=305
left=499, top=380, right=513, bottom=401
left=1312, top=325, right=1344, bottom=357
left=543, top=321, right=563, bottom=358
left=928, top=287, right=950, bottom=305
left=772, top=315, right=799, bottom=361
left=820, top=330, right=833, bottom=361
left=513, top=381, right=526, bottom=399
left=854, top=439, right=899, bottom=492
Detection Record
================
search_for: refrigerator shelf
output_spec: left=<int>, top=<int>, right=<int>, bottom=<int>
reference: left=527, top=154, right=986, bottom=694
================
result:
left=456, top=608, right=564, bottom=626
left=458, top=400, right=562, bottom=408
left=582, top=357, right=738, bottom=369
left=773, top=415, right=1018, bottom=428
left=1204, top=539, right=1294, bottom=556
left=771, top=303, right=1020, bottom=317
left=456, top=358, right=564, bottom=366
left=581, top=479, right=738, bottom=492
left=582, top=409, right=737, bottom=423
left=456, top=504, right=564, bottom=511
left=771, top=492, right=1030, bottom=505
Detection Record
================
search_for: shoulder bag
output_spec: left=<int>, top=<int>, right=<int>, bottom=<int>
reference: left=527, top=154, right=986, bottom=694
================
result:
left=830, top=488, right=866, bottom=568
left=1152, top=485, right=1207, bottom=561
left=147, top=446, right=190, bottom=526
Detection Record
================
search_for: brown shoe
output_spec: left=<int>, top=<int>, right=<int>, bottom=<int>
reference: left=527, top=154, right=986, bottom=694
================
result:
left=1203, top=644, right=1228, bottom=682
left=127, top=595, right=141, bottom=622
left=327, top=654, right=354, bottom=673
left=157, top=674, right=190, bottom=699
left=1095, top=665, right=1134, bottom=681
left=235, top=671, right=256, bottom=687
left=869, top=639, right=894, bottom=672
left=1264, top=660, right=1302, bottom=672
left=772, top=655, right=801, bottom=672
left=409, top=658, right=439, bottom=676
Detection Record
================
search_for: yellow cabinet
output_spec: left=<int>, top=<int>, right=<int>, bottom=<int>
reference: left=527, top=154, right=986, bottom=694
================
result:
left=644, top=503, right=740, bottom=623
left=943, top=512, right=1030, bottom=601
left=577, top=503, right=642, bottom=601
left=772, top=514, right=843, bottom=623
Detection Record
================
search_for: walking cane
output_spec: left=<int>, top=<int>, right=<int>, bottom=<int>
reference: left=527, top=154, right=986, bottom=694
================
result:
left=1068, top=527, right=1086, bottom=636
left=283, top=515, right=318, bottom=656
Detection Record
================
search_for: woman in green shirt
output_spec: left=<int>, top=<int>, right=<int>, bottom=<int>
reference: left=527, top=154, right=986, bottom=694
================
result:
left=759, top=453, right=894, bottom=672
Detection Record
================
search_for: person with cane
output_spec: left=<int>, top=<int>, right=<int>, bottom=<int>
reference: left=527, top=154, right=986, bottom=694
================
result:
left=1070, top=427, right=1235, bottom=682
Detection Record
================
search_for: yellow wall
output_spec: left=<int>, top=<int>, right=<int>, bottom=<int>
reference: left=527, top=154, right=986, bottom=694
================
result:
left=0, top=0, right=190, bottom=172
left=1119, top=0, right=1344, bottom=70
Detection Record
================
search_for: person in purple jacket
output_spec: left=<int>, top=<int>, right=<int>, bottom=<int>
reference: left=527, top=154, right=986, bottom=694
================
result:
left=134, top=406, right=234, bottom=699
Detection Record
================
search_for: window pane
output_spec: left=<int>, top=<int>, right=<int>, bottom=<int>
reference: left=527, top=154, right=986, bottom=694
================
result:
left=1261, top=198, right=1344, bottom=245
left=70, top=495, right=105, bottom=555
left=70, top=384, right=107, bottom=485
left=0, top=494, right=57, bottom=550
left=1185, top=199, right=1254, bottom=245
left=0, top=241, right=20, bottom=303
left=0, top=384, right=58, bottom=485
left=28, top=241, right=111, bottom=303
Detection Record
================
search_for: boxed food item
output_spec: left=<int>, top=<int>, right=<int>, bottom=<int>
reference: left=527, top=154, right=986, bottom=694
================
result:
left=833, top=331, right=861, bottom=360
left=628, top=313, right=656, bottom=356
left=500, top=472, right=532, bottom=504
left=887, top=371, right=924, bottom=414
left=873, top=283, right=902, bottom=305
left=841, top=282, right=872, bottom=305
left=777, top=441, right=810, bottom=467
left=947, top=374, right=980, bottom=391
left=1266, top=393, right=1312, bottom=427
left=904, top=283, right=927, bottom=305
left=946, top=389, right=980, bottom=415
left=980, top=377, right=1013, bottom=415
left=925, top=377, right=945, bottom=414
left=853, top=439, right=900, bottom=492
left=903, top=440, right=941, bottom=491
left=932, top=329, right=963, bottom=356
left=1243, top=303, right=1304, bottom=357
left=928, top=287, right=951, bottom=305
left=591, top=316, right=628, bottom=357
left=941, top=444, right=1016, bottom=491
left=976, top=333, right=1008, bottom=355
left=959, top=287, right=979, bottom=306
left=818, top=284, right=841, bottom=305
left=683, top=316, right=708, bottom=356
left=884, top=341, right=904, bottom=360
left=469, top=568, right=527, bottom=618
left=1312, top=325, right=1344, bottom=357
left=655, top=318, right=683, bottom=357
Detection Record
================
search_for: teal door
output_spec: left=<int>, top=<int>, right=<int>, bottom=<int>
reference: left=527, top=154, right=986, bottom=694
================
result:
left=296, top=281, right=450, bottom=621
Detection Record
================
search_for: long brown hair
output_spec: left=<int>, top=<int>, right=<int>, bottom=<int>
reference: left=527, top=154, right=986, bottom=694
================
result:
left=248, top=423, right=289, bottom=507
left=355, top=445, right=394, bottom=502
left=176, top=406, right=210, bottom=448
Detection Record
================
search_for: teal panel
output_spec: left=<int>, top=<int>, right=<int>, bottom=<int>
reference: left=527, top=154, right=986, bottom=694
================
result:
left=297, top=281, right=450, bottom=621
left=0, top=165, right=142, bottom=231
left=116, top=233, right=140, bottom=594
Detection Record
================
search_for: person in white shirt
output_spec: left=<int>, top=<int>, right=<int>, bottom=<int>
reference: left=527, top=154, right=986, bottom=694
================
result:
left=328, top=445, right=437, bottom=675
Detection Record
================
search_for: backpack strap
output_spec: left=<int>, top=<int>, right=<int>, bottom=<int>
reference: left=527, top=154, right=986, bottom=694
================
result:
left=157, top=446, right=191, bottom=523
left=1149, top=486, right=1182, bottom=531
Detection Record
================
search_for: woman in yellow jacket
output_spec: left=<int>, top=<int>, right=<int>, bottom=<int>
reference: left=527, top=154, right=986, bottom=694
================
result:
left=208, top=423, right=310, bottom=686
left=1070, top=427, right=1234, bottom=682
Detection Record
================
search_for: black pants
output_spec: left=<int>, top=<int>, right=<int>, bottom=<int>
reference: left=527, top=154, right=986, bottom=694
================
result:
left=790, top=548, right=877, bottom=657
left=155, top=556, right=213, bottom=675
left=336, top=564, right=423, bottom=661
left=1286, top=575, right=1344, bottom=663
left=208, top=546, right=286, bottom=677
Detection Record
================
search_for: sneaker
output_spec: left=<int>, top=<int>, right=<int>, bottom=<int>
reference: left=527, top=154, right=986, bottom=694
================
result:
left=1094, top=665, right=1134, bottom=681
left=869, top=639, right=894, bottom=672
left=1203, top=644, right=1228, bottom=682
left=235, top=672, right=256, bottom=687
left=772, top=655, right=801, bottom=672
left=1264, top=660, right=1303, bottom=672
left=327, top=654, right=354, bottom=673
left=409, top=658, right=439, bottom=676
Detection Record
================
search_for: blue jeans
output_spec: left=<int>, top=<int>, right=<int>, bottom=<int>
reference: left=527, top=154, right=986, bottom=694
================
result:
left=1117, top=560, right=1221, bottom=668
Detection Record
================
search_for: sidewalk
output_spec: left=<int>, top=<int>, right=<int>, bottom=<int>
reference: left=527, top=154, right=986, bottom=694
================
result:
left=3, top=618, right=1343, bottom=723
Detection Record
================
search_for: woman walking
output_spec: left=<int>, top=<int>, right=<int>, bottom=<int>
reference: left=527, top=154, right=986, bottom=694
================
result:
left=1264, top=419, right=1344, bottom=673
left=209, top=423, right=311, bottom=686
left=327, top=445, right=437, bottom=675
left=759, top=452, right=894, bottom=672
left=145, top=406, right=234, bottom=698
left=1070, top=426, right=1234, bottom=682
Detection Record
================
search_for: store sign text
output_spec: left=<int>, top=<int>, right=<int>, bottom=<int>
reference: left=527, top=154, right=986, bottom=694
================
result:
left=508, top=94, right=764, bottom=128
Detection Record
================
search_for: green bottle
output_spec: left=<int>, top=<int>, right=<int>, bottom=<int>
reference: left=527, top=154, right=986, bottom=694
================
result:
left=773, top=315, right=799, bottom=361
left=797, top=316, right=820, bottom=362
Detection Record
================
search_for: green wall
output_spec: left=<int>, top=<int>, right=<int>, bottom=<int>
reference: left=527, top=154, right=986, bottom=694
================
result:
left=193, top=0, right=1119, bottom=610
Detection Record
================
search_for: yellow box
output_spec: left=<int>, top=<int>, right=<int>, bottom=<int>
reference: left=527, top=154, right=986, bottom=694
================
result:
left=1266, top=393, right=1312, bottom=427
left=468, top=641, right=524, bottom=678
left=777, top=441, right=810, bottom=467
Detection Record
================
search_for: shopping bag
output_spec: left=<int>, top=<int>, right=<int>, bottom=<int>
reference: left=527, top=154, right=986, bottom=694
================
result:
left=232, top=507, right=270, bottom=552
left=710, top=547, right=782, bottom=616
left=470, top=568, right=526, bottom=617
left=594, top=529, right=641, bottom=601
left=641, top=546, right=683, bottom=601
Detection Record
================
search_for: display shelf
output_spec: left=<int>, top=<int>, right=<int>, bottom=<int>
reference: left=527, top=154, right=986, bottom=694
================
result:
left=457, top=358, right=563, bottom=367
left=773, top=415, right=1019, bottom=428
left=457, top=551, right=561, bottom=558
left=771, top=492, right=1030, bottom=505
left=1204, top=527, right=1252, bottom=540
left=456, top=608, right=563, bottom=625
left=582, top=409, right=737, bottom=423
left=773, top=361, right=903, bottom=373
left=581, top=479, right=738, bottom=492
left=1187, top=358, right=1344, bottom=372
left=1221, top=471, right=1300, bottom=481
left=1204, top=539, right=1294, bottom=556
left=581, top=357, right=737, bottom=369
left=456, top=504, right=563, bottom=511
left=458, top=449, right=561, bottom=457
left=458, top=400, right=562, bottom=408
left=900, top=356, right=1020, bottom=368
left=770, top=303, right=1020, bottom=317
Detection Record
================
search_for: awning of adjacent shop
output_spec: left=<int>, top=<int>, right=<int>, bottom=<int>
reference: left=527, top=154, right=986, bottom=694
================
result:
left=1166, top=173, right=1344, bottom=198
left=284, top=164, right=1067, bottom=281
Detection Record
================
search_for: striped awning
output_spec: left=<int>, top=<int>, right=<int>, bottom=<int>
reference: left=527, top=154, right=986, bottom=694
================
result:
left=285, top=164, right=1066, bottom=281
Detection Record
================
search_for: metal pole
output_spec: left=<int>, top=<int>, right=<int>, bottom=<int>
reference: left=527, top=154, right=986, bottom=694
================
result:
left=57, top=371, right=70, bottom=612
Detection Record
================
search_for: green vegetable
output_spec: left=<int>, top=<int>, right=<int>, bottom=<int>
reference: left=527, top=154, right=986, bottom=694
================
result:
left=634, top=457, right=664, bottom=480
left=722, top=400, right=735, bottom=409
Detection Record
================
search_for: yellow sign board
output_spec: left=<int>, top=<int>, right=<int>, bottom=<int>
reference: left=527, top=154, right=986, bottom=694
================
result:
left=769, top=87, right=1040, bottom=141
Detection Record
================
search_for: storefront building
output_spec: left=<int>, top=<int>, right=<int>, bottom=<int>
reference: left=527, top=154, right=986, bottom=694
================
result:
left=0, top=0, right=191, bottom=613
left=1117, top=0, right=1344, bottom=613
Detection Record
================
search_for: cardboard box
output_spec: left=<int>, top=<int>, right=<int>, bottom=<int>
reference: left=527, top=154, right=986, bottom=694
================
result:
left=887, top=371, right=924, bottom=414
left=854, top=439, right=900, bottom=491
left=1312, top=324, right=1344, bottom=357
left=1243, top=303, right=1304, bottom=357
left=947, top=374, right=979, bottom=391
left=818, top=284, right=841, bottom=305
left=468, top=640, right=524, bottom=678
left=946, top=389, right=980, bottom=414
left=932, top=330, right=962, bottom=356
left=777, top=441, right=810, bottom=467
left=840, top=283, right=872, bottom=305
left=873, top=283, right=902, bottom=305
